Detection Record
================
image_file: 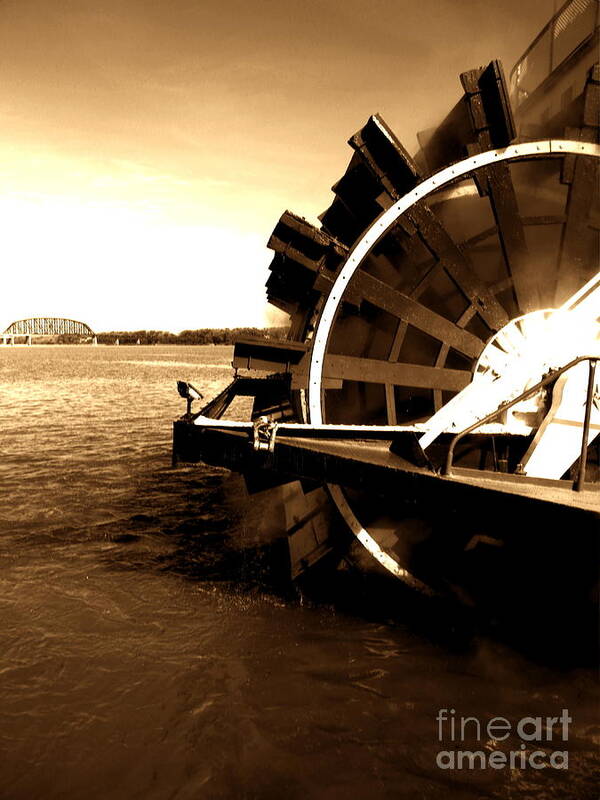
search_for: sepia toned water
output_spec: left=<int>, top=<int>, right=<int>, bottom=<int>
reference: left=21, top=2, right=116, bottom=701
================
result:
left=0, top=345, right=598, bottom=800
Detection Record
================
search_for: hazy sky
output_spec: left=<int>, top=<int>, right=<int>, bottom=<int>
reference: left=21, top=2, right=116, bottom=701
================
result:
left=0, top=0, right=554, bottom=332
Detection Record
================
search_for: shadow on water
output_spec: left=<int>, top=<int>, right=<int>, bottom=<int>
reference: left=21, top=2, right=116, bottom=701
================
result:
left=295, top=563, right=600, bottom=669
left=97, top=465, right=295, bottom=597
left=95, top=462, right=598, bottom=669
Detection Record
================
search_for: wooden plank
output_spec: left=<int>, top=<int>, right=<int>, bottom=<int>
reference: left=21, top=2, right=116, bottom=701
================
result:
left=384, top=384, right=397, bottom=425
left=407, top=202, right=510, bottom=331
left=460, top=63, right=533, bottom=312
left=555, top=156, right=600, bottom=303
left=233, top=337, right=307, bottom=372
left=433, top=344, right=450, bottom=412
left=485, top=163, right=541, bottom=313
left=351, top=270, right=485, bottom=359
left=319, top=197, right=361, bottom=246
left=268, top=210, right=342, bottom=252
left=322, top=354, right=471, bottom=392
left=349, top=114, right=421, bottom=199
left=522, top=215, right=566, bottom=226
left=384, top=320, right=408, bottom=425
left=462, top=61, right=516, bottom=149
left=268, top=237, right=322, bottom=271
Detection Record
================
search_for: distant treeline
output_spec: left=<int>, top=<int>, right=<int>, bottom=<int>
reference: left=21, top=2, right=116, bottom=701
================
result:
left=95, top=327, right=288, bottom=345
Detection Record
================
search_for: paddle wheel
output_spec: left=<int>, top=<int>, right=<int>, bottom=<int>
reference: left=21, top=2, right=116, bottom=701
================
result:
left=174, top=2, right=599, bottom=615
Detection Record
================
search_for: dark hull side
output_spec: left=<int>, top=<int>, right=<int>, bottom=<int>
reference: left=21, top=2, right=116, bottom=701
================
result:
left=173, top=420, right=599, bottom=657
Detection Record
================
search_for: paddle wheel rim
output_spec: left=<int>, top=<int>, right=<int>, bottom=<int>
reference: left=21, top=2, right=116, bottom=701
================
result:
left=305, top=140, right=600, bottom=583
left=307, top=140, right=600, bottom=418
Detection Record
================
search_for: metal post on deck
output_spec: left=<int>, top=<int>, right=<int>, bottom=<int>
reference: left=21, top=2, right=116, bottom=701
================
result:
left=575, top=358, right=597, bottom=492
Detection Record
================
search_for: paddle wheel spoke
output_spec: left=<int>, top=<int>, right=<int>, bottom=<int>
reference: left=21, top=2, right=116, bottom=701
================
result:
left=484, top=163, right=539, bottom=313
left=403, top=202, right=509, bottom=331
left=321, top=354, right=471, bottom=391
left=556, top=156, right=600, bottom=302
left=350, top=270, right=485, bottom=359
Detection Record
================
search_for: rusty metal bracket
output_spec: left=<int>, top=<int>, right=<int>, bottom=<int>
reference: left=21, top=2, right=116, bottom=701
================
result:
left=252, top=416, right=279, bottom=454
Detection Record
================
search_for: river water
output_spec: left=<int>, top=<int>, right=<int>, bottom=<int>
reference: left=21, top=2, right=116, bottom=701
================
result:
left=0, top=344, right=597, bottom=800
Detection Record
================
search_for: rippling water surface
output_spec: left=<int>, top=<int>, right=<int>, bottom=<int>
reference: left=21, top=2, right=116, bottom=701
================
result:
left=0, top=345, right=597, bottom=800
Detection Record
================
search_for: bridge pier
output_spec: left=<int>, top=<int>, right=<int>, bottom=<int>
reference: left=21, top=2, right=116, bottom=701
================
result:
left=1, top=334, right=33, bottom=344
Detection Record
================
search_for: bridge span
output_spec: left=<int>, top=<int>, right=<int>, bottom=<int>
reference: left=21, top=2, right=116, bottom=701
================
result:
left=1, top=318, right=97, bottom=344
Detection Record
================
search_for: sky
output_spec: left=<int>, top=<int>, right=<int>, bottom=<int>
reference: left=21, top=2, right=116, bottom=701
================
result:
left=0, top=0, right=555, bottom=332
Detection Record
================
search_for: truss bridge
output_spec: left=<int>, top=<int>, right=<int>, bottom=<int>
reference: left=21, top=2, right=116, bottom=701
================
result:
left=1, top=318, right=96, bottom=344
